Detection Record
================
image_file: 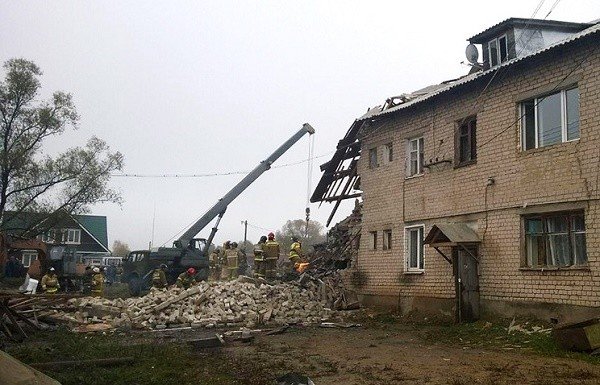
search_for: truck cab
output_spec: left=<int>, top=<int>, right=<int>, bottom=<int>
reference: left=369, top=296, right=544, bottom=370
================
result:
left=121, top=239, right=210, bottom=296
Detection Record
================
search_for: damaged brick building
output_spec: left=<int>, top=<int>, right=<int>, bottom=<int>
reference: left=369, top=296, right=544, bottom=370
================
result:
left=313, top=18, right=600, bottom=322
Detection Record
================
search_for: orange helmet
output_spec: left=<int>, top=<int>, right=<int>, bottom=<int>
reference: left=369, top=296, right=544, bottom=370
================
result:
left=187, top=267, right=196, bottom=275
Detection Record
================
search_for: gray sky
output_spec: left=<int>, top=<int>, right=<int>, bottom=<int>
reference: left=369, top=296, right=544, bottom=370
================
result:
left=2, top=0, right=599, bottom=250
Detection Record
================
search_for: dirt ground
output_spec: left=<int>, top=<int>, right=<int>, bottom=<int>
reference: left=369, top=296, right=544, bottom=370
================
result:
left=4, top=313, right=600, bottom=385
left=226, top=322, right=600, bottom=385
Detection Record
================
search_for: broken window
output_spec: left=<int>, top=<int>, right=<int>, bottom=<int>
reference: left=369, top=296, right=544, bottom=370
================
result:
left=488, top=34, right=508, bottom=68
left=369, top=231, right=378, bottom=250
left=521, top=87, right=579, bottom=150
left=369, top=148, right=378, bottom=169
left=405, top=225, right=424, bottom=271
left=383, top=230, right=392, bottom=250
left=455, top=116, right=477, bottom=166
left=407, top=137, right=424, bottom=177
left=382, top=143, right=393, bottom=164
left=524, top=211, right=587, bottom=268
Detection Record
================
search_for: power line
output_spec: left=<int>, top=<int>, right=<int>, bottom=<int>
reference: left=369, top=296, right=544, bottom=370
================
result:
left=111, top=151, right=334, bottom=178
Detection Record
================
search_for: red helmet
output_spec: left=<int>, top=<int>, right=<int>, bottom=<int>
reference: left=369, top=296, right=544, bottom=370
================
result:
left=187, top=267, right=196, bottom=275
left=268, top=232, right=275, bottom=239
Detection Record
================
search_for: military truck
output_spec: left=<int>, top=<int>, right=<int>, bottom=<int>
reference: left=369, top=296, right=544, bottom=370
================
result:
left=122, top=123, right=315, bottom=295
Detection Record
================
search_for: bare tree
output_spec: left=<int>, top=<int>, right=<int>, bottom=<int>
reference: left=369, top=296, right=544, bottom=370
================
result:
left=276, top=219, right=326, bottom=254
left=112, top=240, right=131, bottom=257
left=0, top=58, right=123, bottom=235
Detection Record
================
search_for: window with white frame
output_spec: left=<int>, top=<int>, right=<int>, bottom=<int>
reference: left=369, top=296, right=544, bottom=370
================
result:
left=407, top=137, right=424, bottom=177
left=369, top=231, right=378, bottom=250
left=523, top=211, right=587, bottom=268
left=63, top=229, right=81, bottom=244
left=405, top=225, right=424, bottom=271
left=521, top=87, right=579, bottom=150
left=488, top=35, right=508, bottom=67
left=382, top=143, right=393, bottom=164
left=369, top=147, right=378, bottom=168
left=21, top=250, right=38, bottom=268
left=383, top=229, right=392, bottom=250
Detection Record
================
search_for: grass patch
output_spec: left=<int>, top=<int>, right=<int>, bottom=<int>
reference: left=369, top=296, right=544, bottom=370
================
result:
left=4, top=328, right=278, bottom=385
left=417, top=320, right=600, bottom=365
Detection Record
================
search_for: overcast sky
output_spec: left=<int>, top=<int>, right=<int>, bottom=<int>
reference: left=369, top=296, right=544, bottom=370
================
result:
left=1, top=0, right=599, bottom=250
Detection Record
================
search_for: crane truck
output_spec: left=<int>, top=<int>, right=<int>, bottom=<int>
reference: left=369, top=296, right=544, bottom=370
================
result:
left=122, top=123, right=315, bottom=295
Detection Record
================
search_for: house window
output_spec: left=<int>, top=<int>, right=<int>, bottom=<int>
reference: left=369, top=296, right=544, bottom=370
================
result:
left=369, top=231, right=378, bottom=250
left=521, top=87, right=579, bottom=150
left=383, top=230, right=392, bottom=250
left=21, top=250, right=38, bottom=268
left=405, top=225, right=424, bottom=271
left=488, top=35, right=508, bottom=67
left=369, top=148, right=378, bottom=169
left=407, top=137, right=424, bottom=177
left=523, top=211, right=587, bottom=268
left=63, top=229, right=81, bottom=244
left=383, top=143, right=393, bottom=164
left=456, top=116, right=477, bottom=166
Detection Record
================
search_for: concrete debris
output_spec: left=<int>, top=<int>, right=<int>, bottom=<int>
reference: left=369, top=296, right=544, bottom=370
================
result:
left=507, top=318, right=552, bottom=335
left=54, top=275, right=357, bottom=330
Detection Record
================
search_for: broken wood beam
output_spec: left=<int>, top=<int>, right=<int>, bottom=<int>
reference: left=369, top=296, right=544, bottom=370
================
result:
left=30, top=357, right=135, bottom=369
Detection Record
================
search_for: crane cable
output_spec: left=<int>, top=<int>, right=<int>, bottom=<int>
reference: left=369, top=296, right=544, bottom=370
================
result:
left=305, top=134, right=315, bottom=238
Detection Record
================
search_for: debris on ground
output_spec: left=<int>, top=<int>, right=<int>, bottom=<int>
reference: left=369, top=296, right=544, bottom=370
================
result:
left=507, top=318, right=552, bottom=335
left=54, top=277, right=355, bottom=330
left=0, top=349, right=61, bottom=385
left=276, top=372, right=315, bottom=385
left=552, top=317, right=600, bottom=352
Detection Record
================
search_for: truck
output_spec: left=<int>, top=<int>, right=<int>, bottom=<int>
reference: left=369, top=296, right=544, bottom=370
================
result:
left=122, top=123, right=315, bottom=295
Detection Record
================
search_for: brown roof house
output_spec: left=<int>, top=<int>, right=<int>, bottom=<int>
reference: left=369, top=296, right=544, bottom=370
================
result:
left=313, top=18, right=600, bottom=323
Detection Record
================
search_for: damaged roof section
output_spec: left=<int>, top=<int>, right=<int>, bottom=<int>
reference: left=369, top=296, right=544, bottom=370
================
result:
left=311, top=119, right=364, bottom=226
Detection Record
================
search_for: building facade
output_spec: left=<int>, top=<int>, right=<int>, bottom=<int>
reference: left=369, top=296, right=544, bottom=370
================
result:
left=353, top=19, right=600, bottom=322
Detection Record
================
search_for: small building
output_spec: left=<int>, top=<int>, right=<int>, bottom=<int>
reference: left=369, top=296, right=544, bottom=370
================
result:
left=2, top=211, right=110, bottom=270
left=313, top=18, right=600, bottom=322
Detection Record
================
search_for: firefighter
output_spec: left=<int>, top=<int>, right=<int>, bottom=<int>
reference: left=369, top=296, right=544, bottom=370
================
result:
left=41, top=267, right=60, bottom=294
left=226, top=241, right=239, bottom=280
left=289, top=236, right=307, bottom=272
left=209, top=247, right=222, bottom=281
left=152, top=264, right=168, bottom=289
left=263, top=232, right=280, bottom=279
left=219, top=242, right=230, bottom=280
left=254, top=235, right=267, bottom=278
left=176, top=267, right=197, bottom=289
left=234, top=242, right=248, bottom=276
left=90, top=267, right=104, bottom=297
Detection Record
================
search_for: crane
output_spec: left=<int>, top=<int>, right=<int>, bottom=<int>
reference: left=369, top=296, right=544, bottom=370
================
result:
left=122, top=123, right=315, bottom=295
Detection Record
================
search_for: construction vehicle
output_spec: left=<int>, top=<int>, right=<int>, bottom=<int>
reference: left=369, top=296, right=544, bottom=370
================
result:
left=122, top=123, right=315, bottom=295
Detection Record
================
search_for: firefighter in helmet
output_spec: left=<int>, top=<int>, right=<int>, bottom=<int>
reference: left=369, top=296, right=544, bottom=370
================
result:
left=263, top=232, right=280, bottom=279
left=41, top=267, right=60, bottom=294
left=90, top=267, right=104, bottom=297
left=152, top=264, right=168, bottom=289
left=176, top=267, right=197, bottom=289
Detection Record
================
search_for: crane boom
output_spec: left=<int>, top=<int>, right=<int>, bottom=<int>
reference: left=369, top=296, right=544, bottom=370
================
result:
left=175, top=123, right=315, bottom=248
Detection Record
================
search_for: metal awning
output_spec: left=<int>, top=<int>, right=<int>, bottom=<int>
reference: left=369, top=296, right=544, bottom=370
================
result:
left=424, top=223, right=481, bottom=264
left=424, top=223, right=480, bottom=247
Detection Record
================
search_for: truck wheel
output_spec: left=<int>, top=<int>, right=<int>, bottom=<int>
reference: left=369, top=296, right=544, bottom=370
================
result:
left=129, top=275, right=142, bottom=296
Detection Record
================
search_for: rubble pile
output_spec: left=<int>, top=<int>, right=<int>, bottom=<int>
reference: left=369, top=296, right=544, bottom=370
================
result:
left=61, top=277, right=346, bottom=330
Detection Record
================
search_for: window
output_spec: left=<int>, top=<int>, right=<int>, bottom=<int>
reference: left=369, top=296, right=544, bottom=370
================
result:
left=488, top=35, right=508, bottom=67
left=523, top=211, right=587, bottom=268
left=383, top=143, right=393, bottom=164
left=455, top=116, right=477, bottom=166
left=383, top=230, right=392, bottom=250
left=521, top=87, right=579, bottom=150
left=369, top=231, right=378, bottom=250
left=21, top=250, right=38, bottom=268
left=405, top=225, right=424, bottom=271
left=63, top=229, right=81, bottom=244
left=369, top=148, right=378, bottom=168
left=407, top=137, right=424, bottom=177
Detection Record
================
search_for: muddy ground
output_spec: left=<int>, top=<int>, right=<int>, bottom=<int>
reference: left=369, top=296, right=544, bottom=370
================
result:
left=4, top=312, right=600, bottom=385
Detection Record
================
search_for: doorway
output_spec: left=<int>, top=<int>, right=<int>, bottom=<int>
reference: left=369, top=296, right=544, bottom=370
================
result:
left=452, top=246, right=479, bottom=323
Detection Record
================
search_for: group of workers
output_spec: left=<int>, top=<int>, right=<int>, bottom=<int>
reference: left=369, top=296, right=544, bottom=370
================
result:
left=39, top=266, right=105, bottom=296
left=39, top=233, right=307, bottom=296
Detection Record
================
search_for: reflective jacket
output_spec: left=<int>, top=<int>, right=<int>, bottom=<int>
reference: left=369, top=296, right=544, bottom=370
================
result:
left=263, top=240, right=280, bottom=260
left=41, top=273, right=60, bottom=293
left=152, top=268, right=167, bottom=288
left=91, top=273, right=104, bottom=295
left=176, top=272, right=196, bottom=289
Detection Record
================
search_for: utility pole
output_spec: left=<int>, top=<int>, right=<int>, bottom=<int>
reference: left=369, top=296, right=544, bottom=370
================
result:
left=241, top=220, right=248, bottom=251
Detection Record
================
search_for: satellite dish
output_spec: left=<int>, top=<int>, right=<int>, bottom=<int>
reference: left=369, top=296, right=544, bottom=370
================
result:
left=465, top=44, right=479, bottom=64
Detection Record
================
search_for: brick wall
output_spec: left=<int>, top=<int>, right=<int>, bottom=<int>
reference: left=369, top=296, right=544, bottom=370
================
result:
left=356, top=37, right=600, bottom=311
